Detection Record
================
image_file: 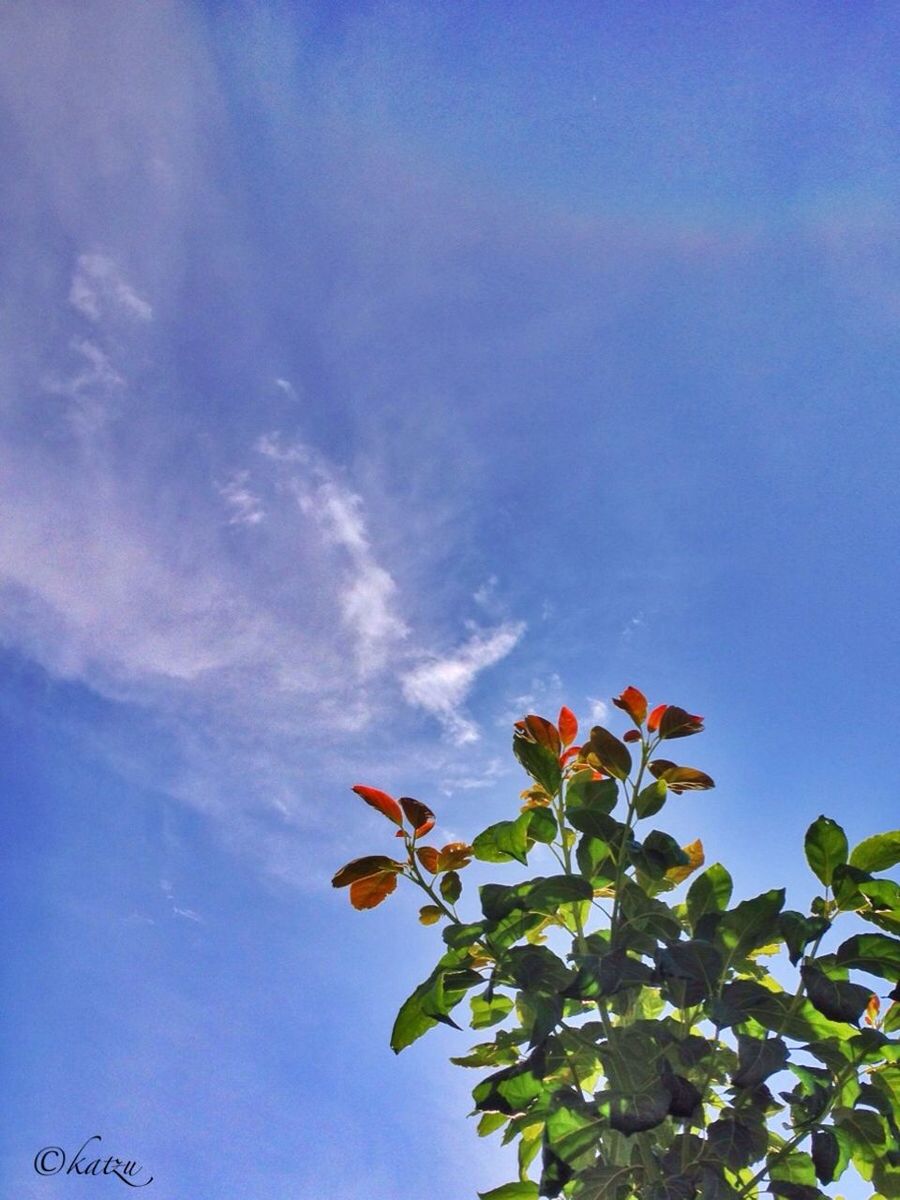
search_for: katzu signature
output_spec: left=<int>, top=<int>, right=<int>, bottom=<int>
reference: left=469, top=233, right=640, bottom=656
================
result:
left=34, top=1136, right=153, bottom=1187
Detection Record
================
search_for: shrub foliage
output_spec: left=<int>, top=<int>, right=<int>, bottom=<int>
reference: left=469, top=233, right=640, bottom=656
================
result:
left=334, top=689, right=900, bottom=1200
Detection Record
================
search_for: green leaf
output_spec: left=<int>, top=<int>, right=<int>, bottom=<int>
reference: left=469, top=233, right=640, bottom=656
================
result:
left=779, top=910, right=831, bottom=965
left=390, top=959, right=483, bottom=1052
left=717, top=888, right=785, bottom=961
left=513, top=731, right=562, bottom=796
left=706, top=1115, right=768, bottom=1169
left=566, top=774, right=619, bottom=815
left=571, top=1164, right=637, bottom=1200
left=440, top=870, right=461, bottom=903
left=811, top=1128, right=845, bottom=1185
left=576, top=834, right=614, bottom=883
left=634, top=830, right=690, bottom=879
left=528, top=875, right=594, bottom=912
left=471, top=992, right=514, bottom=1029
left=527, top=806, right=558, bottom=844
left=732, top=1034, right=789, bottom=1088
left=503, top=945, right=572, bottom=993
left=634, top=779, right=668, bottom=819
left=587, top=726, right=633, bottom=780
left=478, top=1182, right=539, bottom=1200
left=473, top=1046, right=548, bottom=1115
left=805, top=815, right=849, bottom=886
left=835, top=932, right=900, bottom=982
left=476, top=1112, right=508, bottom=1137
left=655, top=939, right=725, bottom=1006
left=418, top=904, right=443, bottom=925
left=473, top=814, right=532, bottom=866
left=802, top=963, right=873, bottom=1024
left=850, top=831, right=900, bottom=873
left=686, top=863, right=733, bottom=933
left=567, top=948, right=654, bottom=1000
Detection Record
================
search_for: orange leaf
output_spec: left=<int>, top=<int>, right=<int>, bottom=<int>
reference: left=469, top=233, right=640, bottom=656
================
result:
left=416, top=846, right=440, bottom=873
left=400, top=796, right=435, bottom=837
left=665, top=838, right=705, bottom=885
left=659, top=706, right=704, bottom=739
left=438, top=842, right=473, bottom=871
left=558, top=706, right=578, bottom=748
left=647, top=704, right=667, bottom=733
left=559, top=745, right=582, bottom=766
left=613, top=686, right=648, bottom=726
left=865, top=994, right=880, bottom=1027
left=419, top=904, right=443, bottom=925
left=523, top=714, right=562, bottom=756
left=349, top=870, right=398, bottom=909
left=352, top=784, right=404, bottom=827
left=648, top=761, right=715, bottom=792
left=332, top=855, right=403, bottom=888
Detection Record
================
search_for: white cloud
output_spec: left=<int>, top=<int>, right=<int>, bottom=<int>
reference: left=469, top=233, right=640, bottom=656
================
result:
left=401, top=621, right=525, bottom=744
left=587, top=697, right=609, bottom=723
left=70, top=253, right=152, bottom=323
left=219, top=470, right=265, bottom=526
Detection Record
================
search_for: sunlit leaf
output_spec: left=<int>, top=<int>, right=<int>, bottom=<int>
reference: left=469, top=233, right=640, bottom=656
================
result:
left=665, top=838, right=705, bottom=885
left=438, top=842, right=473, bottom=871
left=351, top=784, right=404, bottom=827
left=471, top=992, right=514, bottom=1029
left=513, top=727, right=563, bottom=796
left=635, top=779, right=668, bottom=819
left=441, top=871, right=462, bottom=903
left=648, top=761, right=715, bottom=791
left=613, top=685, right=648, bottom=726
left=349, top=870, right=398, bottom=910
left=478, top=1182, right=539, bottom=1200
left=473, top=815, right=532, bottom=865
left=400, top=796, right=435, bottom=837
left=686, top=862, right=733, bottom=932
left=850, top=831, right=900, bottom=874
left=835, top=933, right=900, bottom=982
left=419, top=904, right=443, bottom=925
left=332, top=855, right=403, bottom=887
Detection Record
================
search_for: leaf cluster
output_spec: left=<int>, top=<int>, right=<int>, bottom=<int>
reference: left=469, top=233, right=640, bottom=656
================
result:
left=335, top=691, right=900, bottom=1199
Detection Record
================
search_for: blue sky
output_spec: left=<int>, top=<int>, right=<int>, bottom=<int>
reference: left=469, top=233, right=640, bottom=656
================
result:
left=1, top=3, right=898, bottom=1197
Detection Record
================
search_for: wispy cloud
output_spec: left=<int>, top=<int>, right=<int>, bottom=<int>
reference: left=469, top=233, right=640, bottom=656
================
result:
left=219, top=470, right=265, bottom=527
left=401, top=621, right=526, bottom=744
left=69, top=253, right=152, bottom=323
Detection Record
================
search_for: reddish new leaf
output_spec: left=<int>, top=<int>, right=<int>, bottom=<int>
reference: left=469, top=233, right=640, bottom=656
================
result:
left=558, top=706, right=578, bottom=748
left=588, top=726, right=633, bottom=780
left=613, top=686, right=648, bottom=726
left=349, top=870, right=398, bottom=910
left=623, top=730, right=641, bottom=743
left=523, top=714, right=562, bottom=757
left=560, top=745, right=582, bottom=766
left=400, top=796, right=436, bottom=837
left=438, top=842, right=473, bottom=871
left=332, top=855, right=403, bottom=888
left=351, top=784, right=404, bottom=827
left=647, top=704, right=667, bottom=733
left=416, top=846, right=440, bottom=874
left=659, top=706, right=705, bottom=739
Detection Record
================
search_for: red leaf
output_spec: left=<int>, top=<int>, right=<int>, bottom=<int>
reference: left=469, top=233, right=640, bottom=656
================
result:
left=612, top=686, right=648, bottom=726
left=352, top=784, right=404, bottom=827
left=558, top=706, right=578, bottom=748
left=332, top=855, right=403, bottom=887
left=416, top=846, right=440, bottom=873
left=659, top=706, right=704, bottom=739
left=559, top=745, right=582, bottom=766
left=647, top=704, right=668, bottom=733
left=399, top=796, right=436, bottom=837
left=437, top=842, right=473, bottom=871
left=622, top=730, right=641, bottom=743
left=349, top=870, right=398, bottom=910
left=523, top=714, right=562, bottom=756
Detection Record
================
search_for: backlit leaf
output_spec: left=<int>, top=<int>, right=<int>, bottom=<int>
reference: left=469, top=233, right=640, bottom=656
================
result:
left=473, top=815, right=532, bottom=865
left=478, top=1183, right=539, bottom=1200
left=648, top=761, right=715, bottom=791
left=835, top=933, right=900, bottom=982
left=665, top=838, right=705, bottom=885
left=588, top=726, right=633, bottom=780
left=850, top=831, right=900, bottom=873
left=513, top=728, right=563, bottom=796
left=349, top=870, right=397, bottom=910
left=332, top=855, right=403, bottom=887
left=805, top=815, right=849, bottom=886
left=558, top=706, right=578, bottom=748
left=612, top=686, right=648, bottom=726
left=659, top=706, right=704, bottom=739
left=438, top=842, right=473, bottom=871
left=718, top=888, right=785, bottom=960
left=686, top=863, right=733, bottom=932
left=647, top=704, right=667, bottom=732
left=732, top=1035, right=789, bottom=1088
left=441, top=871, right=462, bottom=903
left=417, top=846, right=440, bottom=873
left=351, top=784, right=404, bottom=827
left=419, top=904, right=443, bottom=925
left=524, top=714, right=562, bottom=756
left=635, top=779, right=668, bottom=819
left=471, top=992, right=514, bottom=1029
left=400, top=796, right=435, bottom=837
